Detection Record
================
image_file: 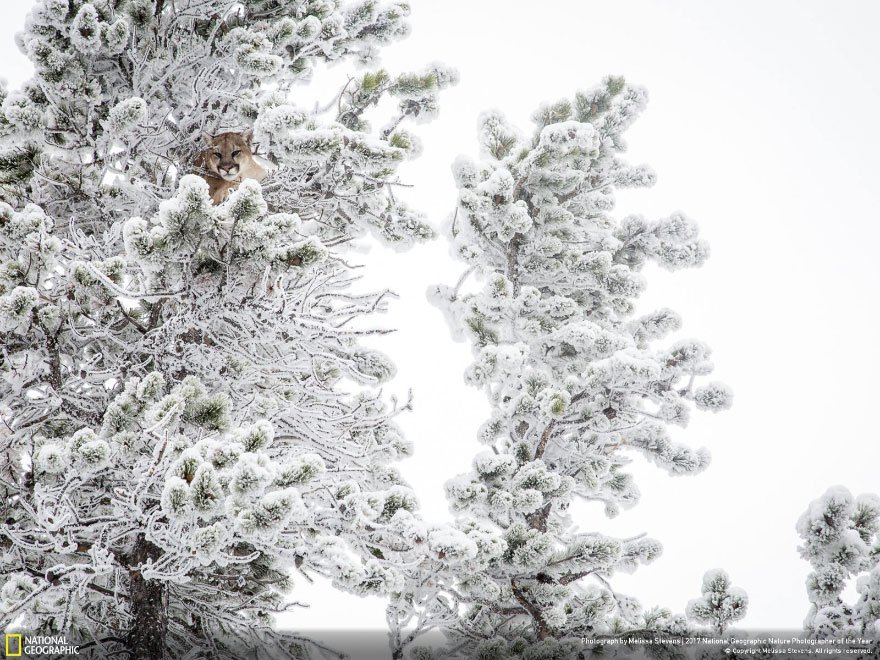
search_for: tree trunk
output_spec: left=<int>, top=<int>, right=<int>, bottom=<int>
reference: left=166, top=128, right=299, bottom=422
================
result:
left=127, top=534, right=168, bottom=660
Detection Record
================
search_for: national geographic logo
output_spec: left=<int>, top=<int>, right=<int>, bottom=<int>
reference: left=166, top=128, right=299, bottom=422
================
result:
left=4, top=634, right=79, bottom=657
left=4, top=635, right=21, bottom=657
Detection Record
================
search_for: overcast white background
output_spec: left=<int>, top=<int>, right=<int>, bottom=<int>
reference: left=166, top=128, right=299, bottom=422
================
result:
left=2, top=0, right=879, bottom=640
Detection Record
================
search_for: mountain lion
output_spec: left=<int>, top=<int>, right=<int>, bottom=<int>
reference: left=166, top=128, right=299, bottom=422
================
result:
left=195, top=129, right=267, bottom=204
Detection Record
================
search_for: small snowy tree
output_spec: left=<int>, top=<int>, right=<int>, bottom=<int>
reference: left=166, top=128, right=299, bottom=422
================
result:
left=686, top=569, right=747, bottom=635
left=0, top=0, right=452, bottom=657
left=391, top=77, right=732, bottom=658
left=797, top=486, right=880, bottom=641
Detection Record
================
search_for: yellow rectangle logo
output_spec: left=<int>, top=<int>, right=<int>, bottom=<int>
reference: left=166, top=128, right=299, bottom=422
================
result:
left=5, top=634, right=22, bottom=657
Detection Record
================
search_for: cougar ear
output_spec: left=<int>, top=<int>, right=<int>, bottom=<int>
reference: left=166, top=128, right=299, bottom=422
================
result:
left=242, top=128, right=254, bottom=145
left=201, top=131, right=214, bottom=146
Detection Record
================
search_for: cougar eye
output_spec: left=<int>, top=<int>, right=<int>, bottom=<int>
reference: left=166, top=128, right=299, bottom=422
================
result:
left=232, top=150, right=241, bottom=157
left=213, top=152, right=222, bottom=159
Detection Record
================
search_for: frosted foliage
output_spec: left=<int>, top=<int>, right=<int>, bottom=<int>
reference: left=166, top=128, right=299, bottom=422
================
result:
left=797, top=487, right=880, bottom=641
left=685, top=569, right=748, bottom=635
left=0, top=0, right=452, bottom=657
left=0, top=374, right=345, bottom=652
left=392, top=77, right=727, bottom=657
left=0, top=179, right=427, bottom=655
left=0, top=0, right=454, bottom=247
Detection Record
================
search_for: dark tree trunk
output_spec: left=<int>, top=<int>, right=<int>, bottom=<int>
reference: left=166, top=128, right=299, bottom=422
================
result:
left=127, top=534, right=168, bottom=660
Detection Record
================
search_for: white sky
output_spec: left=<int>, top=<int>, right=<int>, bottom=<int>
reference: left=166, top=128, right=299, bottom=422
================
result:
left=2, top=0, right=880, bottom=642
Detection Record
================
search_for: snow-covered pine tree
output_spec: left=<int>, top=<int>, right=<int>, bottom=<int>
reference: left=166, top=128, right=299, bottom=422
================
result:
left=797, top=487, right=880, bottom=643
left=686, top=569, right=747, bottom=636
left=392, top=77, right=733, bottom=658
left=0, top=0, right=453, bottom=657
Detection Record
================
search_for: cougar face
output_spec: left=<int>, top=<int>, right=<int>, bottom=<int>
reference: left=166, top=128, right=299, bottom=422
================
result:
left=202, top=130, right=254, bottom=181
left=195, top=128, right=267, bottom=205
